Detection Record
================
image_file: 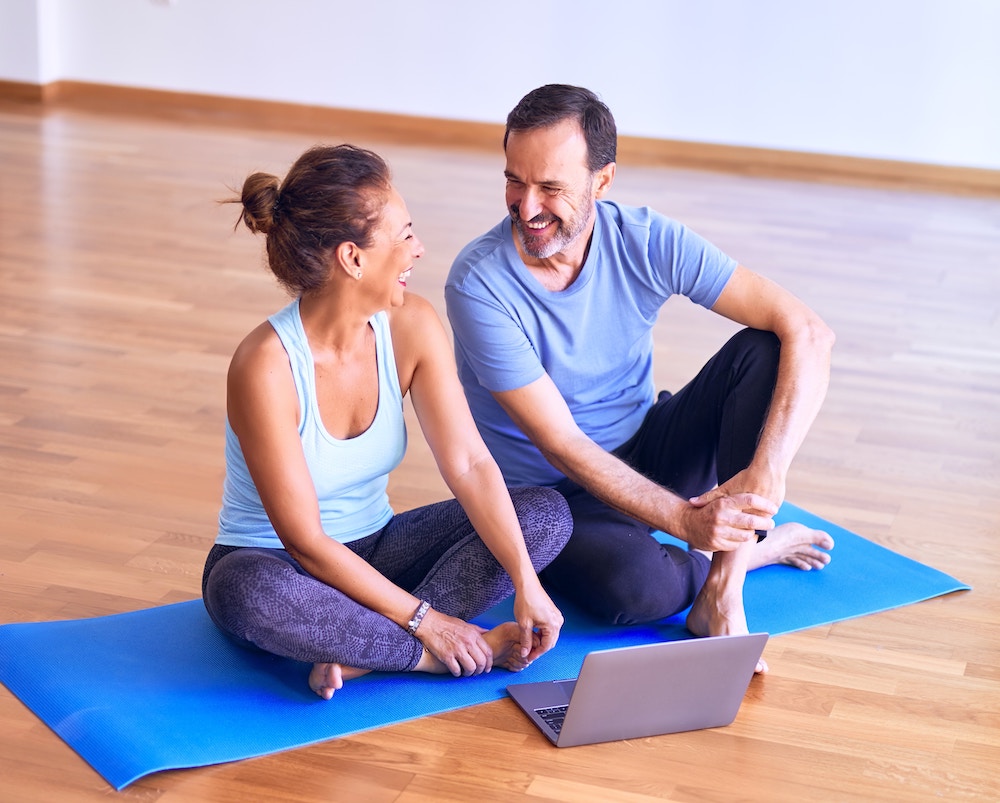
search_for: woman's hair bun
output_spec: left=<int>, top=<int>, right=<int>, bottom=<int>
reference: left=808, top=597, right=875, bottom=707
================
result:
left=239, top=172, right=281, bottom=235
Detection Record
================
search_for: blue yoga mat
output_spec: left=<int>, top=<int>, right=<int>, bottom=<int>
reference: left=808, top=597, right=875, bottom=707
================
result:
left=0, top=503, right=969, bottom=790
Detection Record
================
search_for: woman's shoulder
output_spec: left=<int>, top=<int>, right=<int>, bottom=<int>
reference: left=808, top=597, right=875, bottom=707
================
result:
left=229, top=319, right=287, bottom=382
left=386, top=292, right=449, bottom=389
left=386, top=291, right=441, bottom=334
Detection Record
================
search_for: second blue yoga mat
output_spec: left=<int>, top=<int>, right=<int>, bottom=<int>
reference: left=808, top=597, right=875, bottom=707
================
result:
left=0, top=503, right=970, bottom=790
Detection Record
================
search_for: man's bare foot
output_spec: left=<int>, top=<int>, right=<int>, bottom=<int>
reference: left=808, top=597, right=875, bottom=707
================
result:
left=750, top=522, right=834, bottom=571
left=686, top=575, right=768, bottom=674
left=308, top=662, right=370, bottom=700
left=684, top=522, right=832, bottom=674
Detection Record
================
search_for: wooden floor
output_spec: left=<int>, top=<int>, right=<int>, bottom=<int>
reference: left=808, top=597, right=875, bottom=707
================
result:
left=1, top=98, right=998, bottom=802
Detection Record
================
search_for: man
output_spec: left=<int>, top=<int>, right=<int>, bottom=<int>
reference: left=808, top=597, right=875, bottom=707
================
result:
left=445, top=84, right=835, bottom=672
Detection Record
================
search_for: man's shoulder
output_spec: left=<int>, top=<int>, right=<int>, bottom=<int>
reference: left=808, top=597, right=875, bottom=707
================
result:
left=446, top=218, right=510, bottom=289
left=595, top=201, right=687, bottom=266
left=597, top=200, right=677, bottom=236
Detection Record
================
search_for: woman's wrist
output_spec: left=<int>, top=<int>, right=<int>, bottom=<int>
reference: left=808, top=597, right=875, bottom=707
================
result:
left=507, top=559, right=543, bottom=592
left=405, top=599, right=432, bottom=635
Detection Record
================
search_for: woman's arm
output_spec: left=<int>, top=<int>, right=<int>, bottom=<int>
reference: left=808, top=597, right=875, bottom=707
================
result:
left=392, top=295, right=564, bottom=660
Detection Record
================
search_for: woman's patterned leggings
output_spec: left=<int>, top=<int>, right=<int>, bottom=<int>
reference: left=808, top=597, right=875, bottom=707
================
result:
left=202, top=486, right=572, bottom=672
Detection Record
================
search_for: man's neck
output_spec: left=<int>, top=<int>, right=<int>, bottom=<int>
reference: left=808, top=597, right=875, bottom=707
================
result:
left=513, top=221, right=595, bottom=293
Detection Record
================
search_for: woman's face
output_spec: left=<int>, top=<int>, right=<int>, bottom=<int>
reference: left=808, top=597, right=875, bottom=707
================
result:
left=363, top=186, right=424, bottom=307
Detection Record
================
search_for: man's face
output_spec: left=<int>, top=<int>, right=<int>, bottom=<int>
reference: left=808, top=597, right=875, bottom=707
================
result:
left=504, top=119, right=601, bottom=261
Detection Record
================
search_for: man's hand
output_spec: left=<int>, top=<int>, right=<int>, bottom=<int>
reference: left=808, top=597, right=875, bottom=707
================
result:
left=701, top=465, right=787, bottom=513
left=694, top=465, right=786, bottom=541
left=681, top=492, right=778, bottom=552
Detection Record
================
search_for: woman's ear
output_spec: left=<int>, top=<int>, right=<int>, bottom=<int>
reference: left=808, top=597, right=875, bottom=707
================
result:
left=333, top=241, right=363, bottom=279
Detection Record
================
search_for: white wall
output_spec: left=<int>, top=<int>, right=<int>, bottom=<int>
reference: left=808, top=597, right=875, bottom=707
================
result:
left=0, top=0, right=47, bottom=82
left=3, top=0, right=998, bottom=170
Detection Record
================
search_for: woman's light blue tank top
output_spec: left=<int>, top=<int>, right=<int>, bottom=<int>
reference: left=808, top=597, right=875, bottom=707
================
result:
left=216, top=299, right=406, bottom=548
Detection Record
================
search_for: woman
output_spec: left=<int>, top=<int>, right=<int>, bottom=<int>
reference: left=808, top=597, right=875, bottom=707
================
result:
left=202, top=144, right=572, bottom=699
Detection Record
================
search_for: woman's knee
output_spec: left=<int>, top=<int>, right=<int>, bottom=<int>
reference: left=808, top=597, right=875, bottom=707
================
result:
left=509, top=486, right=573, bottom=565
left=203, top=549, right=293, bottom=628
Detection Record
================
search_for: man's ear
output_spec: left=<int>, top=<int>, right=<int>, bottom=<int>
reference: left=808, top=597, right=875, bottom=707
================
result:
left=594, top=162, right=616, bottom=198
left=333, top=241, right=363, bottom=279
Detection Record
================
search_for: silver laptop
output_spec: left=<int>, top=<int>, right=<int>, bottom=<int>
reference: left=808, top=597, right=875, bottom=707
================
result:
left=506, top=632, right=767, bottom=747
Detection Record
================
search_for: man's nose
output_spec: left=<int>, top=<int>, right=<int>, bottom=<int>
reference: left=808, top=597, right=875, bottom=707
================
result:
left=517, top=186, right=544, bottom=221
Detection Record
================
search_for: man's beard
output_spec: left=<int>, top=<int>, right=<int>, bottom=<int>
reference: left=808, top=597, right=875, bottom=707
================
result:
left=511, top=205, right=592, bottom=260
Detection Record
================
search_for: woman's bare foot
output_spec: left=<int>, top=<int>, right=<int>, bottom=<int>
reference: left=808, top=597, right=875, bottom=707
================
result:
left=308, top=662, right=371, bottom=700
left=411, top=621, right=539, bottom=676
left=750, top=522, right=834, bottom=571
left=483, top=621, right=540, bottom=672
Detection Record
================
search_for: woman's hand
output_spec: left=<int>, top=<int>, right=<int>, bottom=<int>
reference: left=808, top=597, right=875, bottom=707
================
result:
left=415, top=608, right=494, bottom=677
left=512, top=581, right=564, bottom=663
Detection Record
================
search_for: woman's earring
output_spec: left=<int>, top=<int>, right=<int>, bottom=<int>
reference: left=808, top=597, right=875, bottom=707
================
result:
left=356, top=271, right=362, bottom=279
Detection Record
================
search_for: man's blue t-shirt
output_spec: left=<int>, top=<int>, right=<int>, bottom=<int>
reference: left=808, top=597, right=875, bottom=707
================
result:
left=445, top=200, right=737, bottom=488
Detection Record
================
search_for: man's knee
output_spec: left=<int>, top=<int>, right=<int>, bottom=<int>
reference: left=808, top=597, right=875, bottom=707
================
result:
left=732, top=328, right=780, bottom=372
left=597, top=563, right=680, bottom=625
left=545, top=537, right=704, bottom=626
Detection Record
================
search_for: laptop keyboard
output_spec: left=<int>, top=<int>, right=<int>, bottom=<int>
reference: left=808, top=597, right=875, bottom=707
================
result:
left=536, top=705, right=568, bottom=734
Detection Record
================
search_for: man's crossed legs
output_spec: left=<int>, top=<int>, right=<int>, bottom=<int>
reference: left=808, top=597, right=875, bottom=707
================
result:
left=540, top=329, right=834, bottom=667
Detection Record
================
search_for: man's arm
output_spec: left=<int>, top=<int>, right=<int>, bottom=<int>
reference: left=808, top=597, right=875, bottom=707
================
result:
left=702, top=264, right=835, bottom=507
left=492, top=375, right=777, bottom=553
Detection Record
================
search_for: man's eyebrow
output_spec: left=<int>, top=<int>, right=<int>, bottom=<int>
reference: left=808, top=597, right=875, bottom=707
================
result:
left=503, top=170, right=566, bottom=187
